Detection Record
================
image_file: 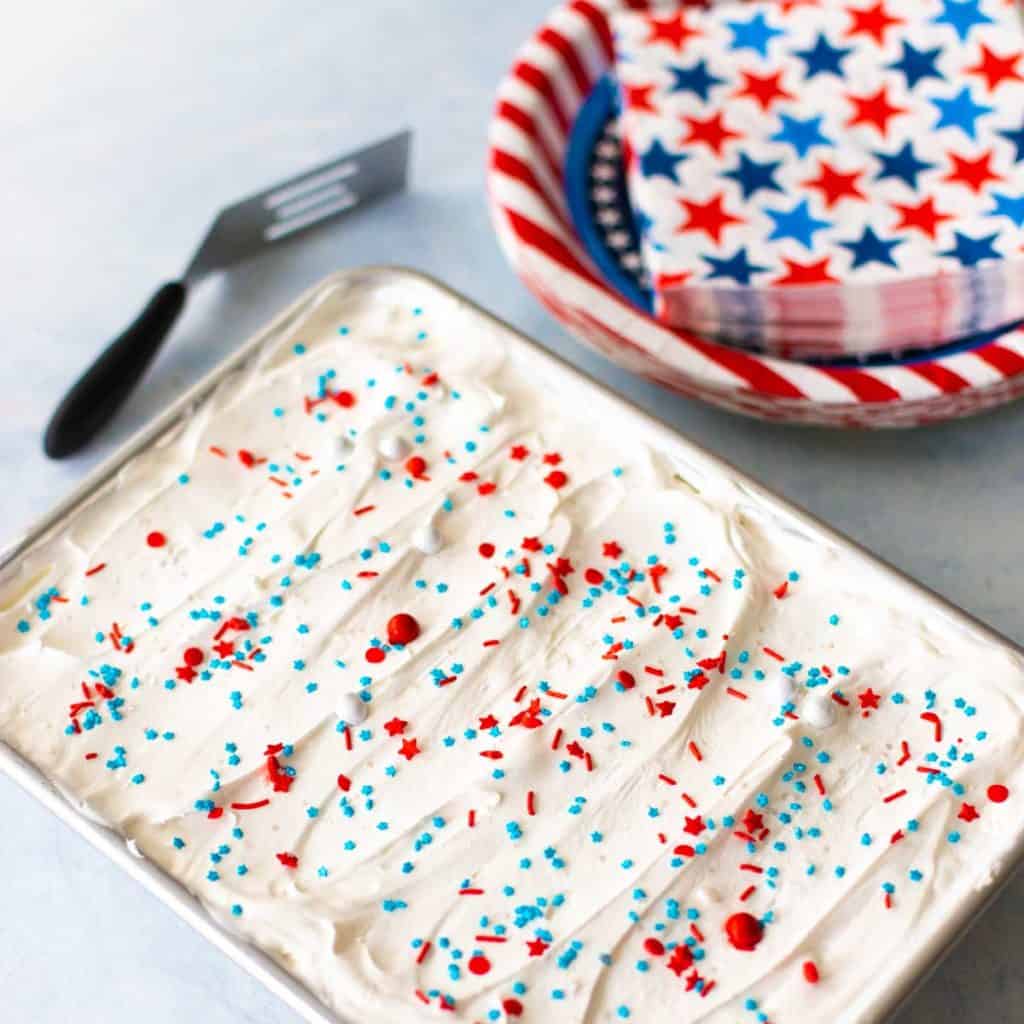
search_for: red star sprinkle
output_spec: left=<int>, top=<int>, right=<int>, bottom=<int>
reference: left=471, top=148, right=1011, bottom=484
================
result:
left=526, top=938, right=549, bottom=957
left=774, top=256, right=840, bottom=286
left=624, top=83, right=658, bottom=114
left=945, top=149, right=1003, bottom=194
left=399, top=737, right=421, bottom=760
left=687, top=672, right=710, bottom=691
left=683, top=815, right=706, bottom=836
left=213, top=640, right=235, bottom=658
left=802, top=161, right=868, bottom=208
left=478, top=714, right=499, bottom=730
left=509, top=445, right=530, bottom=461
left=175, top=665, right=197, bottom=682
left=666, top=945, right=695, bottom=976
left=858, top=688, right=881, bottom=711
left=276, top=852, right=299, bottom=869
left=680, top=111, right=741, bottom=157
left=958, top=802, right=980, bottom=823
left=646, top=12, right=700, bottom=50
left=602, top=541, right=622, bottom=559
left=966, top=44, right=1023, bottom=91
left=656, top=700, right=676, bottom=717
left=845, top=86, right=908, bottom=137
left=742, top=809, right=764, bottom=833
left=677, top=192, right=745, bottom=245
left=542, top=452, right=562, bottom=465
left=544, top=470, right=568, bottom=489
left=734, top=69, right=794, bottom=111
left=845, top=1, right=904, bottom=46
left=384, top=717, right=408, bottom=736
left=522, top=536, right=543, bottom=552
left=891, top=197, right=954, bottom=240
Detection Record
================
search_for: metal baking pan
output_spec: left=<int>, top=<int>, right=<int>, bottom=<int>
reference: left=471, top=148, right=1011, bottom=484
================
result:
left=1, top=266, right=1021, bottom=1024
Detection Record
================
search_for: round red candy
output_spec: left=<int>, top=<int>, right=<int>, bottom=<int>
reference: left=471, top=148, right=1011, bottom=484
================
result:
left=584, top=568, right=604, bottom=585
left=501, top=998, right=523, bottom=1017
left=544, top=470, right=568, bottom=489
left=335, top=390, right=356, bottom=408
left=724, top=912, right=764, bottom=951
left=387, top=613, right=421, bottom=646
left=467, top=954, right=491, bottom=976
left=405, top=455, right=427, bottom=478
left=988, top=784, right=1010, bottom=803
left=365, top=647, right=386, bottom=664
left=183, top=647, right=204, bottom=667
left=146, top=531, right=166, bottom=548
left=643, top=937, right=665, bottom=956
left=478, top=542, right=495, bottom=558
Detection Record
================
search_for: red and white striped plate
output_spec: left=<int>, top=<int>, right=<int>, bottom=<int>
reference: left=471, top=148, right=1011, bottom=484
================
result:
left=486, top=0, right=1024, bottom=427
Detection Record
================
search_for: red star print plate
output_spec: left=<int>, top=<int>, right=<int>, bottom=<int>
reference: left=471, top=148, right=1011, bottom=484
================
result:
left=487, top=0, right=1024, bottom=427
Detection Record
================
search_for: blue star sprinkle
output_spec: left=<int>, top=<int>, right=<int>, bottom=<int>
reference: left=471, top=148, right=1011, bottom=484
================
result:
left=722, top=152, right=784, bottom=200
left=703, top=247, right=768, bottom=285
left=640, top=139, right=688, bottom=183
left=873, top=141, right=937, bottom=190
left=765, top=198, right=832, bottom=250
left=770, top=113, right=832, bottom=159
left=940, top=230, right=1001, bottom=266
left=990, top=192, right=1024, bottom=228
left=792, top=33, right=853, bottom=79
left=932, top=0, right=994, bottom=43
left=931, top=86, right=995, bottom=141
left=998, top=118, right=1024, bottom=163
left=668, top=59, right=725, bottom=101
left=887, top=41, right=945, bottom=89
left=727, top=10, right=785, bottom=59
left=840, top=226, right=905, bottom=270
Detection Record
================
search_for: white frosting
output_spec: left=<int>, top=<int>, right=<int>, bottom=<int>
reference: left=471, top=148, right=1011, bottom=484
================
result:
left=1, top=278, right=1023, bottom=1023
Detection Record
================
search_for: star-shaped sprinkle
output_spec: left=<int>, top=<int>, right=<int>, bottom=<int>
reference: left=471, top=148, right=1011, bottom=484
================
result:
left=527, top=938, right=550, bottom=957
left=683, top=815, right=706, bottom=836
left=967, top=44, right=1023, bottom=91
left=792, top=32, right=852, bottom=79
left=214, top=640, right=235, bottom=658
left=958, top=802, right=980, bottom=823
left=873, top=141, right=936, bottom=189
left=840, top=227, right=904, bottom=270
left=858, top=688, right=882, bottom=710
left=932, top=0, right=993, bottom=43
left=940, top=230, right=1002, bottom=266
left=771, top=113, right=832, bottom=159
left=846, top=1, right=905, bottom=46
left=522, top=536, right=543, bottom=551
left=774, top=256, right=840, bottom=286
left=646, top=12, right=701, bottom=50
left=891, top=197, right=954, bottom=239
left=723, top=152, right=784, bottom=200
left=765, top=198, right=832, bottom=250
left=803, top=160, right=867, bottom=208
left=846, top=85, right=908, bottom=137
left=602, top=541, right=622, bottom=558
left=509, top=445, right=530, bottom=460
left=384, top=717, right=408, bottom=736
left=734, top=69, right=794, bottom=111
left=989, top=192, right=1024, bottom=228
left=668, top=58, right=725, bottom=102
left=727, top=9, right=785, bottom=58
left=667, top=946, right=694, bottom=976
left=998, top=118, right=1024, bottom=162
left=887, top=40, right=944, bottom=89
left=398, top=737, right=421, bottom=760
left=742, top=809, right=765, bottom=833
left=623, top=83, right=658, bottom=115
left=931, top=85, right=995, bottom=141
left=703, top=247, right=768, bottom=285
left=944, top=149, right=1002, bottom=193
left=681, top=111, right=741, bottom=157
left=640, top=139, right=688, bottom=183
left=677, top=192, right=745, bottom=245
left=655, top=700, right=676, bottom=717
left=478, top=714, right=499, bottom=730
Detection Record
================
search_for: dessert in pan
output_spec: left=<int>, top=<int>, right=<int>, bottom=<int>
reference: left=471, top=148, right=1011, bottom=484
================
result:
left=1, top=271, right=1022, bottom=1023
left=613, top=0, right=1024, bottom=358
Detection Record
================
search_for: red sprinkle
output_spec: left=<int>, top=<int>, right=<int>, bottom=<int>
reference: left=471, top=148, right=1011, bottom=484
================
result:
left=365, top=647, right=386, bottom=664
left=183, top=647, right=204, bottom=667
left=643, top=937, right=665, bottom=956
left=337, top=773, right=351, bottom=792
left=724, top=912, right=763, bottom=951
left=146, top=531, right=166, bottom=548
left=84, top=563, right=107, bottom=577
left=387, top=613, right=421, bottom=646
left=988, top=784, right=1010, bottom=803
left=405, top=455, right=427, bottom=478
left=276, top=852, right=299, bottom=869
left=544, top=470, right=568, bottom=489
left=803, top=960, right=820, bottom=984
left=478, top=542, right=495, bottom=558
left=467, top=955, right=491, bottom=976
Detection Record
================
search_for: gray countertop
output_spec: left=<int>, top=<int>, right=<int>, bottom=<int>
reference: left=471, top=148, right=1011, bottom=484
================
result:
left=3, top=1, right=1021, bottom=1020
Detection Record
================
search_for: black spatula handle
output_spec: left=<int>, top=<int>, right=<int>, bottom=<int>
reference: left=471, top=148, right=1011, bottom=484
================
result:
left=43, top=281, right=187, bottom=459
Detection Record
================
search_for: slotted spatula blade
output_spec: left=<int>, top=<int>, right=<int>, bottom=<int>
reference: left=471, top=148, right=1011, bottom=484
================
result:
left=43, top=131, right=411, bottom=460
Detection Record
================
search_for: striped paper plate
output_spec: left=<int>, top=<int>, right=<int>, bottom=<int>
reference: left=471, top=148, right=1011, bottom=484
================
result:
left=486, top=0, right=1024, bottom=427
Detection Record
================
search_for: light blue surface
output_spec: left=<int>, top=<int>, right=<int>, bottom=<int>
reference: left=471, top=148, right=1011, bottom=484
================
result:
left=3, top=2, right=1022, bottom=1021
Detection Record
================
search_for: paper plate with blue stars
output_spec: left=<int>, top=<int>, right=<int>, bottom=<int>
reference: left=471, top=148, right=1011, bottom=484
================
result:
left=488, top=0, right=1024, bottom=427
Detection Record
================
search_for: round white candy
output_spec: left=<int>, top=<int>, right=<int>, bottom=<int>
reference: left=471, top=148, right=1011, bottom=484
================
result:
left=770, top=674, right=795, bottom=706
left=413, top=521, right=443, bottom=555
left=803, top=691, right=837, bottom=729
left=378, top=435, right=410, bottom=461
left=337, top=693, right=367, bottom=726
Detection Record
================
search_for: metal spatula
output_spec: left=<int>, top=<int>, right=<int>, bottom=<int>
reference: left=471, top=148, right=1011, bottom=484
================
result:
left=43, top=130, right=411, bottom=459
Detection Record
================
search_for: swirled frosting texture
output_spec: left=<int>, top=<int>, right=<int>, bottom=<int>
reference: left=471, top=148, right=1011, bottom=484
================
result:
left=1, top=275, right=1023, bottom=1023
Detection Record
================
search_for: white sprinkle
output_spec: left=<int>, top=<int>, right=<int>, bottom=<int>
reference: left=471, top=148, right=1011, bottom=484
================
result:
left=337, top=693, right=367, bottom=726
left=803, top=691, right=837, bottom=729
left=378, top=435, right=410, bottom=461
